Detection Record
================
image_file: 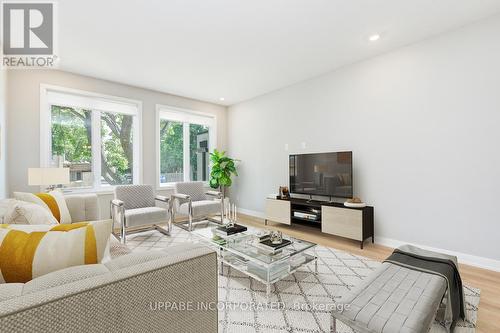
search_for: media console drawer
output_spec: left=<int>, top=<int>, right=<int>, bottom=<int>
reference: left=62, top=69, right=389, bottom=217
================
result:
left=265, top=199, right=291, bottom=225
left=321, top=206, right=363, bottom=241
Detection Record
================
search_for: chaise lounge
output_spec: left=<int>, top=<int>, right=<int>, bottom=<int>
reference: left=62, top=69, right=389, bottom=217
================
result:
left=331, top=245, right=464, bottom=333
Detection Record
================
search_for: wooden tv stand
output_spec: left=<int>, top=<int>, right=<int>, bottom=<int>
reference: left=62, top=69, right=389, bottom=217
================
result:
left=265, top=197, right=374, bottom=249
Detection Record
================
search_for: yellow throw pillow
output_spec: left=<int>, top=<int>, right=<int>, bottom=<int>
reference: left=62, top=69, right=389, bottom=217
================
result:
left=0, top=220, right=112, bottom=283
left=13, top=190, right=72, bottom=224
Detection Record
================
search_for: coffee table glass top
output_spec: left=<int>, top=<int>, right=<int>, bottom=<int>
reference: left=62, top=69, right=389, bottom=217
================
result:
left=190, top=220, right=316, bottom=265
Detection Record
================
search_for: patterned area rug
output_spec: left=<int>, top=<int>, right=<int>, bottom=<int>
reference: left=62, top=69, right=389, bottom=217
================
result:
left=124, top=223, right=480, bottom=333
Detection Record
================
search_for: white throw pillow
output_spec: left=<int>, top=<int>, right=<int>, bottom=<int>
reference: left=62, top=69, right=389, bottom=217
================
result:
left=4, top=200, right=58, bottom=225
left=13, top=192, right=49, bottom=209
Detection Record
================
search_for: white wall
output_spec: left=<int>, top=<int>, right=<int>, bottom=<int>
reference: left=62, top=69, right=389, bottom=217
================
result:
left=6, top=70, right=227, bottom=215
left=0, top=69, right=7, bottom=199
left=228, top=15, right=500, bottom=266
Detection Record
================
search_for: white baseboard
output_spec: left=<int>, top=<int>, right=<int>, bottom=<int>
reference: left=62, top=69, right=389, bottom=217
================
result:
left=238, top=209, right=500, bottom=272
left=376, top=237, right=500, bottom=272
left=238, top=208, right=266, bottom=219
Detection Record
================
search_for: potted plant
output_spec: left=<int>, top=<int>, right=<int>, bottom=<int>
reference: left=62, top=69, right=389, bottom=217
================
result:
left=209, top=149, right=238, bottom=198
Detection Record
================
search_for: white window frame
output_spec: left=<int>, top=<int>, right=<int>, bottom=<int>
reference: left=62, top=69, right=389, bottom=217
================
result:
left=40, top=84, right=143, bottom=193
left=156, top=104, right=217, bottom=189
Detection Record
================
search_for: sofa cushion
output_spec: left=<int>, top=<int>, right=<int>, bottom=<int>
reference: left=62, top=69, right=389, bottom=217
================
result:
left=23, top=264, right=110, bottom=295
left=124, top=207, right=168, bottom=227
left=0, top=220, right=112, bottom=283
left=64, top=193, right=98, bottom=222
left=178, top=200, right=220, bottom=217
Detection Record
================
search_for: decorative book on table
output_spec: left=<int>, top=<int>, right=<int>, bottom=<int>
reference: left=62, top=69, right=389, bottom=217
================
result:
left=216, top=224, right=247, bottom=235
left=259, top=238, right=292, bottom=250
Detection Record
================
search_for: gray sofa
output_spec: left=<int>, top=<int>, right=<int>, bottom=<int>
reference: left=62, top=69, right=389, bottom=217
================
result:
left=0, top=194, right=219, bottom=333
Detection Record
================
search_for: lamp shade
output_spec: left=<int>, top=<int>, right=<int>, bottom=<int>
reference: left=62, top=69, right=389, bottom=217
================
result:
left=28, top=168, right=70, bottom=186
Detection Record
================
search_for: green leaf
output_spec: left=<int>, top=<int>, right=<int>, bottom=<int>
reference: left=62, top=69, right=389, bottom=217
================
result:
left=219, top=175, right=231, bottom=186
left=209, top=149, right=238, bottom=189
left=209, top=178, right=219, bottom=189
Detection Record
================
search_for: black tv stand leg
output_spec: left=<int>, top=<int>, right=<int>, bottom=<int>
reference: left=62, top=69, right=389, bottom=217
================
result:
left=372, top=236, right=374, bottom=243
left=360, top=241, right=363, bottom=250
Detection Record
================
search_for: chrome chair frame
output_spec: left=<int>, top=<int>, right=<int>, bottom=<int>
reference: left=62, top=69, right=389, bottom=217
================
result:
left=171, top=190, right=223, bottom=231
left=110, top=195, right=172, bottom=244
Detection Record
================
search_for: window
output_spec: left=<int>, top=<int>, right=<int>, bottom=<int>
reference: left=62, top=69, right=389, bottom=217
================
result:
left=157, top=106, right=216, bottom=186
left=100, top=112, right=135, bottom=186
left=159, top=119, right=184, bottom=183
left=189, top=123, right=210, bottom=181
left=41, top=86, right=141, bottom=191
left=51, top=106, right=93, bottom=188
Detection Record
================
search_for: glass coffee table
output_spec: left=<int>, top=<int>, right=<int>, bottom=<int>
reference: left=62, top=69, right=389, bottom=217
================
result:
left=191, top=220, right=318, bottom=298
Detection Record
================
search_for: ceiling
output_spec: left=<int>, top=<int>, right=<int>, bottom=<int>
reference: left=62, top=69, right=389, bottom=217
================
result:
left=58, top=0, right=500, bottom=105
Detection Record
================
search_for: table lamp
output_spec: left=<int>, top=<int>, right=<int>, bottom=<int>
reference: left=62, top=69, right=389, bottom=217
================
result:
left=28, top=168, right=70, bottom=192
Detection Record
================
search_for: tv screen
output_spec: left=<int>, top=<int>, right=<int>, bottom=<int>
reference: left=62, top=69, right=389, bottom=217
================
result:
left=289, top=152, right=353, bottom=198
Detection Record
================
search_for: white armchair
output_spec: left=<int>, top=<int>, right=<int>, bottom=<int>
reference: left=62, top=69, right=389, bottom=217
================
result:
left=111, top=185, right=171, bottom=243
left=171, top=181, right=223, bottom=231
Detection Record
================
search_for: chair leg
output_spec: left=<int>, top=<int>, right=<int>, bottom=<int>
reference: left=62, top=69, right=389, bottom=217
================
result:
left=168, top=200, right=174, bottom=234
left=168, top=210, right=173, bottom=234
left=120, top=218, right=127, bottom=244
left=110, top=201, right=116, bottom=238
left=154, top=225, right=171, bottom=236
left=188, top=201, right=193, bottom=231
left=330, top=316, right=336, bottom=333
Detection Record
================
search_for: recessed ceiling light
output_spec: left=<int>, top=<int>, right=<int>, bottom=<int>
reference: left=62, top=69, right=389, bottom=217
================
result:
left=369, top=34, right=380, bottom=42
left=219, top=97, right=225, bottom=101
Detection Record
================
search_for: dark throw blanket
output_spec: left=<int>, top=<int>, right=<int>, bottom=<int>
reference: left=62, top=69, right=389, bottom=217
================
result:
left=384, top=247, right=465, bottom=324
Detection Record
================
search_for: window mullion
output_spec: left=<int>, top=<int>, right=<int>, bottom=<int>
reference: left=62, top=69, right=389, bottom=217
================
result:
left=133, top=114, right=141, bottom=185
left=183, top=122, right=190, bottom=182
left=45, top=104, right=53, bottom=168
left=92, top=110, right=102, bottom=190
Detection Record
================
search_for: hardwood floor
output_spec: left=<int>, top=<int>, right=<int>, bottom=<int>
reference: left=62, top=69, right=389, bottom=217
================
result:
left=238, top=214, right=500, bottom=333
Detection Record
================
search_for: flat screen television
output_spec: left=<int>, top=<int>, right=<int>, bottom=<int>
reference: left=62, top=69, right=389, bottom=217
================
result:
left=289, top=151, right=353, bottom=198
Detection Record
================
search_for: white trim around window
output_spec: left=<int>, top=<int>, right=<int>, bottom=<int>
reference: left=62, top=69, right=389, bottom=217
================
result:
left=155, top=104, right=217, bottom=189
left=40, top=84, right=143, bottom=193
